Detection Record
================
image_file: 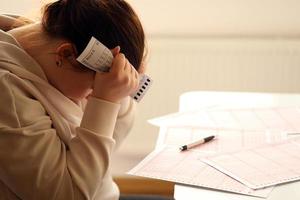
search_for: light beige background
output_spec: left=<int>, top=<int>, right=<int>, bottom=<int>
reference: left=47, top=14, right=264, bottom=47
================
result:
left=1, top=0, right=300, bottom=175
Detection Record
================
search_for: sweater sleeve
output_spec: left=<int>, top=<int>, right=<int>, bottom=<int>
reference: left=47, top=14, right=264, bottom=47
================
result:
left=0, top=74, right=123, bottom=199
left=113, top=97, right=136, bottom=150
left=80, top=96, right=137, bottom=150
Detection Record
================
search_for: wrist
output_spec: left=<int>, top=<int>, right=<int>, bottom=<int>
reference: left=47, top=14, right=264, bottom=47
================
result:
left=81, top=97, right=121, bottom=137
left=90, top=93, right=121, bottom=104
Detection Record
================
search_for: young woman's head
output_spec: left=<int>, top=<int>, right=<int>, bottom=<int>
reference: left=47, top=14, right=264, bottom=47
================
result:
left=13, top=0, right=145, bottom=103
left=42, top=0, right=145, bottom=70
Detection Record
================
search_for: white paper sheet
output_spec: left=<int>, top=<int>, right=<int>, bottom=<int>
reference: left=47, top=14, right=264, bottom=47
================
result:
left=128, top=126, right=290, bottom=198
left=202, top=137, right=300, bottom=189
left=130, top=106, right=300, bottom=198
left=156, top=126, right=287, bottom=153
left=149, top=107, right=300, bottom=132
left=128, top=146, right=274, bottom=198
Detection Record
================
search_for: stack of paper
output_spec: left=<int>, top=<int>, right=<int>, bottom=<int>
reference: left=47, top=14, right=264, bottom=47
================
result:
left=128, top=107, right=300, bottom=198
left=202, top=138, right=300, bottom=189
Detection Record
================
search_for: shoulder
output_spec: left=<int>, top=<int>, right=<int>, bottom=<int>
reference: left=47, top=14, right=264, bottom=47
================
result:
left=0, top=71, right=48, bottom=128
left=0, top=29, right=19, bottom=46
left=0, top=14, right=34, bottom=32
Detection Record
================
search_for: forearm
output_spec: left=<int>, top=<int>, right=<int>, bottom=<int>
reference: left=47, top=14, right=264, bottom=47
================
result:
left=0, top=74, right=133, bottom=199
left=113, top=97, right=136, bottom=149
left=59, top=97, right=120, bottom=198
left=0, top=84, right=120, bottom=199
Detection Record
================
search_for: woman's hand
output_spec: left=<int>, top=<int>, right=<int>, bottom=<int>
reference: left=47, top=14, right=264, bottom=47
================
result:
left=91, top=49, right=139, bottom=103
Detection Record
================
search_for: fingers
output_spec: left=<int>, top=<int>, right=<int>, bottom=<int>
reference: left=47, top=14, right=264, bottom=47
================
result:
left=138, top=60, right=146, bottom=74
left=123, top=59, right=139, bottom=91
left=111, top=46, right=121, bottom=57
left=133, top=71, right=139, bottom=91
left=111, top=53, right=139, bottom=88
left=132, top=64, right=140, bottom=90
left=110, top=53, right=126, bottom=73
left=92, top=52, right=139, bottom=102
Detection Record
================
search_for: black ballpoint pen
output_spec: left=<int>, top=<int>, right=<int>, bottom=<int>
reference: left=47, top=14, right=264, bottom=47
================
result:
left=179, top=135, right=215, bottom=151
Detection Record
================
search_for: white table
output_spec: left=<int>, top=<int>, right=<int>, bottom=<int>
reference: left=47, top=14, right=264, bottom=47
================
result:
left=173, top=91, right=300, bottom=200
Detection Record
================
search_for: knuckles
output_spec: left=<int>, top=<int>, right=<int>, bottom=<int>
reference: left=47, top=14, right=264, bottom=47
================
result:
left=114, top=53, right=126, bottom=62
left=92, top=53, right=138, bottom=102
left=118, top=75, right=130, bottom=86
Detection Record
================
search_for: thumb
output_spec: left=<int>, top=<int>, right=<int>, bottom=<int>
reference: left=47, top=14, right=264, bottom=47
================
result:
left=111, top=46, right=121, bottom=57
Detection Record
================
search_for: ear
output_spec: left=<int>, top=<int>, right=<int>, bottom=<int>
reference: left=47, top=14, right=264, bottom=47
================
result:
left=55, top=42, right=78, bottom=65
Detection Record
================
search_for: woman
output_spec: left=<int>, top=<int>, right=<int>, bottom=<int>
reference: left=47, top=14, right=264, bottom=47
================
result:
left=0, top=0, right=155, bottom=199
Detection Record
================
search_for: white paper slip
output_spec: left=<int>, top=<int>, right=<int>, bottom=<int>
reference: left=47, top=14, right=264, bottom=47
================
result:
left=128, top=146, right=273, bottom=198
left=130, top=74, right=152, bottom=102
left=77, top=36, right=152, bottom=102
left=202, top=137, right=300, bottom=190
left=77, top=36, right=113, bottom=72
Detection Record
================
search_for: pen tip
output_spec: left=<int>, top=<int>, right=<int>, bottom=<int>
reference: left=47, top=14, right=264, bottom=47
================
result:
left=179, top=145, right=187, bottom=151
left=204, top=135, right=215, bottom=142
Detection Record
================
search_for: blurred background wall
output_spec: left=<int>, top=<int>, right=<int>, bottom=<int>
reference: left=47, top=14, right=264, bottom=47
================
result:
left=1, top=0, right=300, bottom=175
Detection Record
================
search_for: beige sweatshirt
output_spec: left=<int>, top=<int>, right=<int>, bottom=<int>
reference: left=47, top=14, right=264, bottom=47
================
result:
left=0, top=29, right=136, bottom=200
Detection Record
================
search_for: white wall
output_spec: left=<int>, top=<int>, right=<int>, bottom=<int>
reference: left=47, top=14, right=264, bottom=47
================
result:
left=0, top=0, right=44, bottom=19
left=129, top=0, right=300, bottom=37
left=114, top=0, right=300, bottom=174
left=2, top=0, right=300, bottom=36
left=112, top=36, right=300, bottom=175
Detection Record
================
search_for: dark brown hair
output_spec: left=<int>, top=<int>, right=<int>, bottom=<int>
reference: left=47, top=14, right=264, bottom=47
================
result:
left=42, top=0, right=145, bottom=70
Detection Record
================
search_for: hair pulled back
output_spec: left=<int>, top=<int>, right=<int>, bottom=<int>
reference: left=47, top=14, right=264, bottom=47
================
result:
left=42, top=0, right=145, bottom=70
